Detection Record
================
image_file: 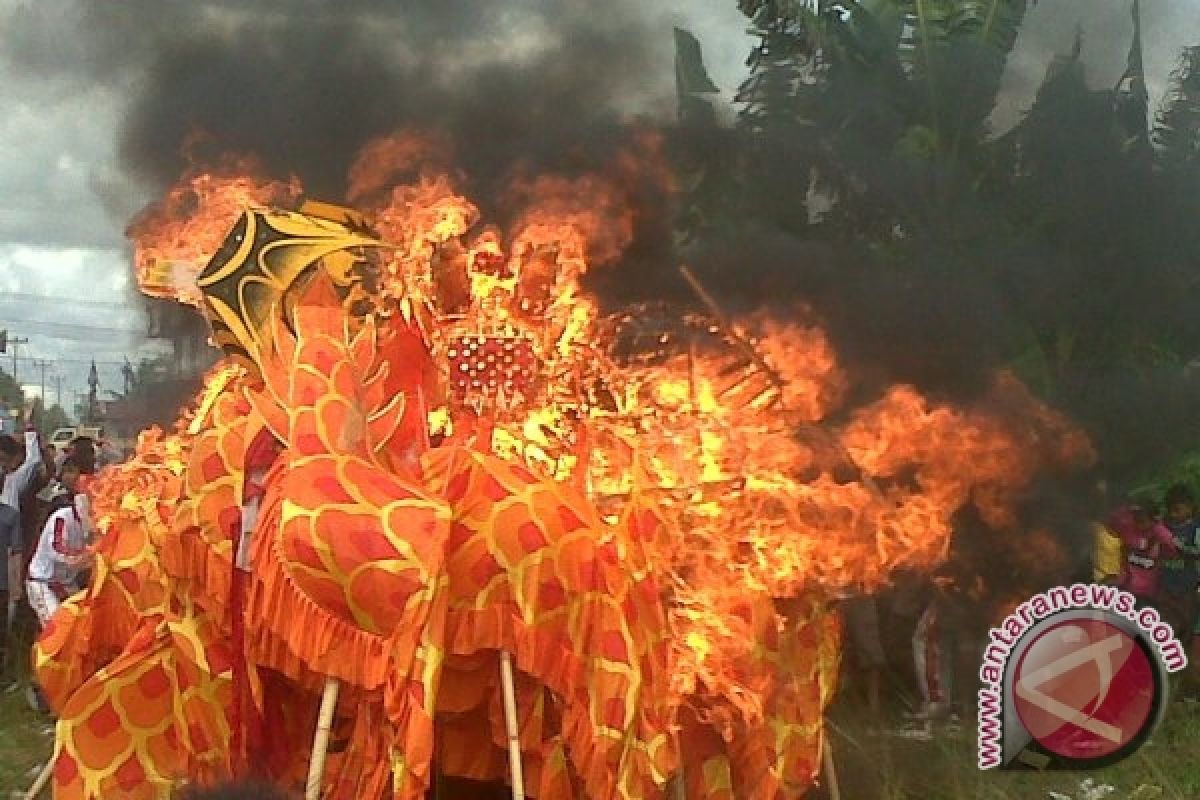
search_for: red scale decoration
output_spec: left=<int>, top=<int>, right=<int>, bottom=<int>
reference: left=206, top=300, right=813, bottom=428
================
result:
left=446, top=333, right=540, bottom=406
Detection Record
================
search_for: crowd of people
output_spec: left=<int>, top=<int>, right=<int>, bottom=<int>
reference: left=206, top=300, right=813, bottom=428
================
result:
left=841, top=572, right=970, bottom=739
left=1093, top=484, right=1200, bottom=678
left=0, top=425, right=97, bottom=707
left=840, top=482, right=1200, bottom=738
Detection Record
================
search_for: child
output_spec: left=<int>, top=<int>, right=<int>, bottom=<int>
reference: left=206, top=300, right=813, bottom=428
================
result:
left=1159, top=485, right=1200, bottom=636
left=913, top=583, right=955, bottom=712
left=25, top=493, right=92, bottom=627
left=1110, top=503, right=1177, bottom=603
left=843, top=594, right=886, bottom=718
left=36, top=457, right=82, bottom=513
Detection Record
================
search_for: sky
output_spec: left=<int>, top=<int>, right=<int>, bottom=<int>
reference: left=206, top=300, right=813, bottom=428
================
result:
left=0, top=0, right=1197, bottom=412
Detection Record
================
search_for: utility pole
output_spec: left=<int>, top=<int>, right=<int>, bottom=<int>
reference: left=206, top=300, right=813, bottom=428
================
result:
left=54, top=373, right=62, bottom=410
left=31, top=359, right=50, bottom=435
left=7, top=336, right=28, bottom=384
left=32, top=359, right=49, bottom=402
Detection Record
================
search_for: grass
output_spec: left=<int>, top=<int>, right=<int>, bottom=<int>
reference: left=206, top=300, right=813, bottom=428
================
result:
left=0, top=609, right=54, bottom=797
left=825, top=693, right=1200, bottom=800
left=2, top=631, right=1200, bottom=798
left=0, top=680, right=53, bottom=796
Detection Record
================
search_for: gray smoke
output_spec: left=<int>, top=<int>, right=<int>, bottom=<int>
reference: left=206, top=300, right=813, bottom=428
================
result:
left=2, top=1, right=675, bottom=203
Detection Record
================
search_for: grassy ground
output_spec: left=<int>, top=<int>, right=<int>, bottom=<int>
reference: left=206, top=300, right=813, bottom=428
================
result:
left=825, top=693, right=1200, bottom=800
left=2, top=699, right=1196, bottom=799
left=1, top=643, right=1198, bottom=798
left=0, top=608, right=54, bottom=797
left=0, top=685, right=52, bottom=796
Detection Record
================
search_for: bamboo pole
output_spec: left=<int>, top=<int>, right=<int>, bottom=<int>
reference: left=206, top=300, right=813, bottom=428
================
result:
left=678, top=266, right=786, bottom=391
left=498, top=651, right=527, bottom=800
left=305, top=677, right=341, bottom=800
left=23, top=758, right=54, bottom=799
left=821, top=727, right=841, bottom=800
left=677, top=264, right=887, bottom=503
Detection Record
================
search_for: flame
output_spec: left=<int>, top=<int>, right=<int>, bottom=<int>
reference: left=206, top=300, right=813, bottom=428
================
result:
left=346, top=131, right=450, bottom=205
left=116, top=131, right=1096, bottom=789
left=127, top=153, right=302, bottom=307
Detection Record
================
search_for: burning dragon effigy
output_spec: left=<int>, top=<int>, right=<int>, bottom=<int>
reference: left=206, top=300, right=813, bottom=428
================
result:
left=32, top=135, right=1092, bottom=799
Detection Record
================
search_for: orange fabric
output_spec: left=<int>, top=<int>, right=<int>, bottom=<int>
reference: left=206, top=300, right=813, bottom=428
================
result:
left=34, top=279, right=837, bottom=800
left=420, top=445, right=673, bottom=799
left=676, top=593, right=838, bottom=800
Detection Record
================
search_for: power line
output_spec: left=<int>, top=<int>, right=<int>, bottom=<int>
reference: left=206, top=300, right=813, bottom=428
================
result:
left=0, top=291, right=144, bottom=311
left=0, top=317, right=147, bottom=338
left=9, top=354, right=167, bottom=367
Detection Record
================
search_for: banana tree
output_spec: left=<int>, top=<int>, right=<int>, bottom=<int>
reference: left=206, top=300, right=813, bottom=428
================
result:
left=733, top=0, right=1034, bottom=238
left=1156, top=46, right=1200, bottom=168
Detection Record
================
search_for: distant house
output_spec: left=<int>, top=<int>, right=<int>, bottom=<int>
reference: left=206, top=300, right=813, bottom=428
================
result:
left=94, top=298, right=221, bottom=446
left=145, top=298, right=218, bottom=379
left=104, top=376, right=204, bottom=445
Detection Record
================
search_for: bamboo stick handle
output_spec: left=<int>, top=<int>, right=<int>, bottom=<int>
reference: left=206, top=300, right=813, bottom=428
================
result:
left=24, top=757, right=54, bottom=799
left=678, top=265, right=786, bottom=391
left=677, top=264, right=888, bottom=504
left=305, top=678, right=341, bottom=800
left=499, top=651, right=526, bottom=800
left=822, top=727, right=841, bottom=800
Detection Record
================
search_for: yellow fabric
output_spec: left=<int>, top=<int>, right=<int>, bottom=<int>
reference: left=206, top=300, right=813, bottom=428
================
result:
left=1093, top=523, right=1123, bottom=582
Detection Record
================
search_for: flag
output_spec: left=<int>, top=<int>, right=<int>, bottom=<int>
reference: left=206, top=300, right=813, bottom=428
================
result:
left=1114, top=0, right=1149, bottom=150
left=675, top=27, right=720, bottom=95
left=0, top=330, right=6, bottom=353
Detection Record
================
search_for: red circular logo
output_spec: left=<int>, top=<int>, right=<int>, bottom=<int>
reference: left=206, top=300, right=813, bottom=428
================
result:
left=1012, top=617, right=1157, bottom=762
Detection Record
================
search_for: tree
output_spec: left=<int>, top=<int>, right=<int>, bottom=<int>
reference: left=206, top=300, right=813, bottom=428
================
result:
left=0, top=367, right=22, bottom=409
left=1156, top=46, right=1200, bottom=169
left=41, top=404, right=72, bottom=434
left=703, top=0, right=1200, bottom=486
left=736, top=2, right=833, bottom=233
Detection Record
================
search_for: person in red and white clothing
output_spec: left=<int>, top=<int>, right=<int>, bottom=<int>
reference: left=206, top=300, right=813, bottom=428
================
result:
left=26, top=492, right=92, bottom=626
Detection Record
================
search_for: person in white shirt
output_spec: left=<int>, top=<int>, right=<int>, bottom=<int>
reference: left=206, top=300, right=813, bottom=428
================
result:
left=26, top=492, right=92, bottom=626
left=0, top=430, right=45, bottom=513
left=35, top=457, right=82, bottom=513
left=0, top=430, right=42, bottom=630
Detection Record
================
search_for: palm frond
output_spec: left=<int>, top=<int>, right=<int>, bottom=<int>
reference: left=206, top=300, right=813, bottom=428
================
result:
left=1154, top=46, right=1200, bottom=167
left=889, top=1, right=1031, bottom=142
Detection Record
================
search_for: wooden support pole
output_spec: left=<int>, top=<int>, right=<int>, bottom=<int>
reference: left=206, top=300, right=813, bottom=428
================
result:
left=305, top=677, right=341, bottom=800
left=677, top=264, right=888, bottom=504
left=24, top=757, right=54, bottom=799
left=678, top=266, right=786, bottom=391
left=822, top=727, right=841, bottom=800
left=499, top=651, right=527, bottom=800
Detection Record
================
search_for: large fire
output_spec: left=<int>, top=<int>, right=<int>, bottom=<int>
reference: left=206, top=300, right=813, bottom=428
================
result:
left=72, top=130, right=1095, bottom=798
left=127, top=150, right=302, bottom=308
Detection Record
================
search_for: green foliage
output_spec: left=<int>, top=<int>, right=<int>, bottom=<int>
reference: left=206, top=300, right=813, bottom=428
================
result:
left=0, top=367, right=22, bottom=409
left=1156, top=47, right=1200, bottom=167
left=701, top=0, right=1200, bottom=486
left=41, top=403, right=71, bottom=433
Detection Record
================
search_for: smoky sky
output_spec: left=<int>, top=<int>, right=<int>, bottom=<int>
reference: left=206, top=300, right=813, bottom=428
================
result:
left=6, top=0, right=1200, bottom=488
left=4, top=0, right=672, bottom=206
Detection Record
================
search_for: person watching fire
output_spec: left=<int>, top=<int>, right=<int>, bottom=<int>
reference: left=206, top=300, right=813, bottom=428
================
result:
left=0, top=427, right=46, bottom=513
left=1159, top=485, right=1200, bottom=640
left=1111, top=501, right=1178, bottom=604
left=26, top=492, right=93, bottom=627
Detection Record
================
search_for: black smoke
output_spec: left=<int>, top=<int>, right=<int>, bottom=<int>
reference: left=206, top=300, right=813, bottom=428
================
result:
left=4, top=0, right=674, bottom=217
left=8, top=0, right=1200, bottom=495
